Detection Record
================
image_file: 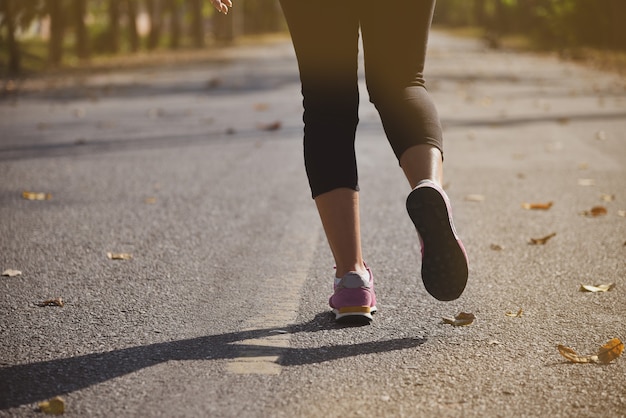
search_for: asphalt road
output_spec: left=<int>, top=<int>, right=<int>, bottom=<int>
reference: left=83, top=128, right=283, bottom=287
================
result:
left=1, top=31, right=625, bottom=417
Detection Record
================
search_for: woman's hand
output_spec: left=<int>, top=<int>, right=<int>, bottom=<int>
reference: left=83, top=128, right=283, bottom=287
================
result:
left=210, top=0, right=233, bottom=15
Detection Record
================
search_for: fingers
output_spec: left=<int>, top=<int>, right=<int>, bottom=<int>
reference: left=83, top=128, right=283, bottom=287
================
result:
left=211, top=0, right=232, bottom=15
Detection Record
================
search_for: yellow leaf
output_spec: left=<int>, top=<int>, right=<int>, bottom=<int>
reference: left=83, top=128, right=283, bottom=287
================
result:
left=557, top=344, right=595, bottom=363
left=579, top=283, right=616, bottom=292
left=597, top=338, right=625, bottom=364
left=577, top=178, right=595, bottom=186
left=581, top=206, right=607, bottom=217
left=257, top=121, right=282, bottom=131
left=528, top=232, right=556, bottom=245
left=522, top=201, right=553, bottom=210
left=464, top=194, right=485, bottom=202
left=38, top=396, right=65, bottom=415
left=107, top=252, right=132, bottom=260
left=22, top=191, right=52, bottom=201
left=37, top=297, right=64, bottom=307
left=442, top=312, right=475, bottom=326
left=2, top=269, right=22, bottom=277
left=558, top=338, right=624, bottom=364
left=505, top=308, right=523, bottom=318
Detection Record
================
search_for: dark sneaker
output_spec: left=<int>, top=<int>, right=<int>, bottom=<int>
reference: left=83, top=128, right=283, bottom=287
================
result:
left=406, top=180, right=468, bottom=301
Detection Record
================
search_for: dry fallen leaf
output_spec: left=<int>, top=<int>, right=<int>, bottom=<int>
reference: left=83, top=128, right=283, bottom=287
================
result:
left=206, top=78, right=221, bottom=89
left=600, top=194, right=615, bottom=202
left=107, top=252, right=132, bottom=260
left=522, top=201, right=553, bottom=210
left=442, top=312, right=475, bottom=326
left=37, top=297, right=64, bottom=307
left=254, top=103, right=269, bottom=111
left=558, top=338, right=624, bottom=364
left=505, top=308, right=523, bottom=318
left=597, top=338, right=625, bottom=364
left=581, top=206, right=608, bottom=217
left=38, top=396, right=65, bottom=415
left=2, top=269, right=22, bottom=277
left=464, top=194, right=485, bottom=202
left=618, top=210, right=626, bottom=218
left=529, top=232, right=556, bottom=245
left=490, top=244, right=503, bottom=251
left=258, top=121, right=282, bottom=131
left=144, top=197, right=157, bottom=204
left=579, top=283, right=616, bottom=292
left=577, top=178, right=595, bottom=186
left=22, top=191, right=52, bottom=201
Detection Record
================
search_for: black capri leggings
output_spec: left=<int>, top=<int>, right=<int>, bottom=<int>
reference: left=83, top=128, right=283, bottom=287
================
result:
left=280, top=0, right=443, bottom=198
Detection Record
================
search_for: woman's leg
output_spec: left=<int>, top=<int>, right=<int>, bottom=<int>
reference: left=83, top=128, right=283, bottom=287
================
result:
left=360, top=0, right=443, bottom=181
left=360, top=0, right=469, bottom=301
left=280, top=0, right=366, bottom=278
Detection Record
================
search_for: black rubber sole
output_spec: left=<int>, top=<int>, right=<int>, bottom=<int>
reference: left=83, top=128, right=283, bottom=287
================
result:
left=406, top=186, right=468, bottom=301
left=334, top=314, right=373, bottom=326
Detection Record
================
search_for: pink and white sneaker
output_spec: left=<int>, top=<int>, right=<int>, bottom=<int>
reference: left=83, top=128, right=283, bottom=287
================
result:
left=406, top=179, right=469, bottom=301
left=329, top=267, right=377, bottom=324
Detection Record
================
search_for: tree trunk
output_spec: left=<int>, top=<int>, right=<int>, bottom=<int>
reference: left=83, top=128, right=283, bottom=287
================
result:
left=188, top=0, right=204, bottom=48
left=127, top=0, right=140, bottom=52
left=2, top=0, right=21, bottom=74
left=75, top=0, right=90, bottom=59
left=213, top=0, right=242, bottom=42
left=473, top=0, right=486, bottom=26
left=167, top=0, right=180, bottom=50
left=108, top=0, right=121, bottom=53
left=49, top=0, right=66, bottom=66
left=146, top=0, right=162, bottom=50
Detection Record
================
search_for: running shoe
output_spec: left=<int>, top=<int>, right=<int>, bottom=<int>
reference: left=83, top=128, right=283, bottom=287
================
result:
left=406, top=179, right=468, bottom=301
left=329, top=267, right=377, bottom=324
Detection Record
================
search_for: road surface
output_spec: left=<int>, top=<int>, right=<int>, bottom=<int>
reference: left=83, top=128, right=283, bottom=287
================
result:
left=1, top=30, right=625, bottom=417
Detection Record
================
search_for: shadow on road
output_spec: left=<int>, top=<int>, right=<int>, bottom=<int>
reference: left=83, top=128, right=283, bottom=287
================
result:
left=2, top=110, right=625, bottom=163
left=0, top=312, right=426, bottom=410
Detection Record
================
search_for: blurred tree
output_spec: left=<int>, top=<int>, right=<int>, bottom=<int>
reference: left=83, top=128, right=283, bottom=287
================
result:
left=213, top=0, right=242, bottom=42
left=48, top=0, right=66, bottom=66
left=473, top=0, right=487, bottom=26
left=164, top=0, right=181, bottom=49
left=126, top=0, right=140, bottom=52
left=243, top=0, right=281, bottom=34
left=0, top=0, right=43, bottom=74
left=188, top=0, right=204, bottom=48
left=74, top=0, right=89, bottom=59
left=436, top=0, right=626, bottom=51
left=146, top=0, right=162, bottom=50
left=107, top=0, right=121, bottom=53
left=0, top=0, right=21, bottom=74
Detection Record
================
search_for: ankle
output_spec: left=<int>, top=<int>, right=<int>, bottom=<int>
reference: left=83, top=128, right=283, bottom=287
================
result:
left=335, top=263, right=368, bottom=279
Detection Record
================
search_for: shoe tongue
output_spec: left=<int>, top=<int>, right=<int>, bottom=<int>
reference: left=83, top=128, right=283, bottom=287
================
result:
left=339, top=272, right=369, bottom=288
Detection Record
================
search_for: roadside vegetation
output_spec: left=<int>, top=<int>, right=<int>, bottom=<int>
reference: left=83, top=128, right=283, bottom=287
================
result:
left=1, top=0, right=625, bottom=78
left=433, top=0, right=626, bottom=75
left=0, top=0, right=284, bottom=77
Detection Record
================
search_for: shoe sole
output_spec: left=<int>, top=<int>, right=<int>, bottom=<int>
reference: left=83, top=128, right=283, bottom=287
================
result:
left=406, top=186, right=468, bottom=301
left=333, top=306, right=378, bottom=324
